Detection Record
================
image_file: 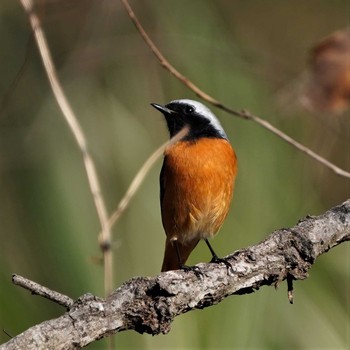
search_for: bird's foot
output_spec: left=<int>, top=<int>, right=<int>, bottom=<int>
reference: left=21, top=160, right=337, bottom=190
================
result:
left=180, top=264, right=203, bottom=279
left=210, top=255, right=234, bottom=275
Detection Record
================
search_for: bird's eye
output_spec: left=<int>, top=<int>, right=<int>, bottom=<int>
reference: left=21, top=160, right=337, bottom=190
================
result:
left=184, top=106, right=194, bottom=115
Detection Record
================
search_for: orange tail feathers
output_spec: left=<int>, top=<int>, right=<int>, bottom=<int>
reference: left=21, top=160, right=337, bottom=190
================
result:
left=161, top=238, right=199, bottom=272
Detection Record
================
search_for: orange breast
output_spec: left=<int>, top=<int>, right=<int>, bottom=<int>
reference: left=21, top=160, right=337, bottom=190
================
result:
left=161, top=138, right=237, bottom=243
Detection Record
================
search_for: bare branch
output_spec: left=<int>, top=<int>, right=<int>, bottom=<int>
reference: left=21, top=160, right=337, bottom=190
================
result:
left=19, top=0, right=113, bottom=295
left=12, top=274, right=73, bottom=308
left=120, top=0, right=350, bottom=179
left=1, top=200, right=349, bottom=349
left=106, top=126, right=189, bottom=232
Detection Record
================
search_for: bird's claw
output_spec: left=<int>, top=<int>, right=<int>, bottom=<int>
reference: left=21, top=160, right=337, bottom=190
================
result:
left=180, top=264, right=203, bottom=279
left=210, top=255, right=234, bottom=275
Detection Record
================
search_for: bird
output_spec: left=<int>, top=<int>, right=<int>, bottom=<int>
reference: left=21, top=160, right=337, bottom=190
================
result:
left=151, top=99, right=238, bottom=272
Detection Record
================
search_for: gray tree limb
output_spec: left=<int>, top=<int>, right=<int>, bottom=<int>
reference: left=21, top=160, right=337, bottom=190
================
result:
left=1, top=200, right=349, bottom=350
left=12, top=274, right=74, bottom=308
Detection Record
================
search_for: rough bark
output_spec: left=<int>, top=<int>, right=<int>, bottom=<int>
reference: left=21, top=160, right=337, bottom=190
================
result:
left=1, top=200, right=349, bottom=349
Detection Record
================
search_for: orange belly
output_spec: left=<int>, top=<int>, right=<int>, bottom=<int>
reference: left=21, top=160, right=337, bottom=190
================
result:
left=161, top=138, right=237, bottom=244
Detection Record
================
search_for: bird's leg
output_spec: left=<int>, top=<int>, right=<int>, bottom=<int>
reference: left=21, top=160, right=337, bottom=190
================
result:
left=205, top=239, right=233, bottom=273
left=173, top=240, right=202, bottom=278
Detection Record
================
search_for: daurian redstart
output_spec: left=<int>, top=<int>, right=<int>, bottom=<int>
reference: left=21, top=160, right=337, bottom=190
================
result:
left=151, top=99, right=237, bottom=272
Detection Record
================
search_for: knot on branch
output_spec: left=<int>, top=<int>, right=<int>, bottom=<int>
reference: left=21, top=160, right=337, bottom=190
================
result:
left=114, top=277, right=174, bottom=335
left=281, top=228, right=315, bottom=280
left=333, top=202, right=350, bottom=224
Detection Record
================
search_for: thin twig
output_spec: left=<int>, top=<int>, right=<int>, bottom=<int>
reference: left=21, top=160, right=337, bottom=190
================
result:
left=120, top=0, right=350, bottom=179
left=2, top=329, right=13, bottom=340
left=19, top=0, right=113, bottom=295
left=12, top=274, right=74, bottom=308
left=287, top=273, right=294, bottom=304
left=105, top=126, right=189, bottom=232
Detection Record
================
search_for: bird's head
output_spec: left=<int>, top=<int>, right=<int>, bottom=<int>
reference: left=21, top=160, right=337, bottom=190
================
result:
left=151, top=99, right=227, bottom=141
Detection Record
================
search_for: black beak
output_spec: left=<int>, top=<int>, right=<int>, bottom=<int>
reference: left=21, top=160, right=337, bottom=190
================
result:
left=150, top=103, right=174, bottom=115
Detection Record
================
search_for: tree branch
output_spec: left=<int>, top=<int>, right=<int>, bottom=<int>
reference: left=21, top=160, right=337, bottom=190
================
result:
left=1, top=200, right=349, bottom=349
left=12, top=274, right=74, bottom=308
left=19, top=0, right=113, bottom=296
left=105, top=126, right=189, bottom=234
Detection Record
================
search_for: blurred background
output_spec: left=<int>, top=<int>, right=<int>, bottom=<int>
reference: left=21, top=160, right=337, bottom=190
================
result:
left=1, top=0, right=349, bottom=349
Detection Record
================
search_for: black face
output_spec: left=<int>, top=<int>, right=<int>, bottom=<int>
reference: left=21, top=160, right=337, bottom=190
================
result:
left=151, top=102, right=225, bottom=140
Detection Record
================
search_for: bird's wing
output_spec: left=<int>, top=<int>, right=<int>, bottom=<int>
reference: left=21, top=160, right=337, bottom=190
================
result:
left=159, top=157, right=166, bottom=207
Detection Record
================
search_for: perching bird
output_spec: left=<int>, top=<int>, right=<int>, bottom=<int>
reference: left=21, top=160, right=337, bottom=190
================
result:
left=151, top=99, right=238, bottom=272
